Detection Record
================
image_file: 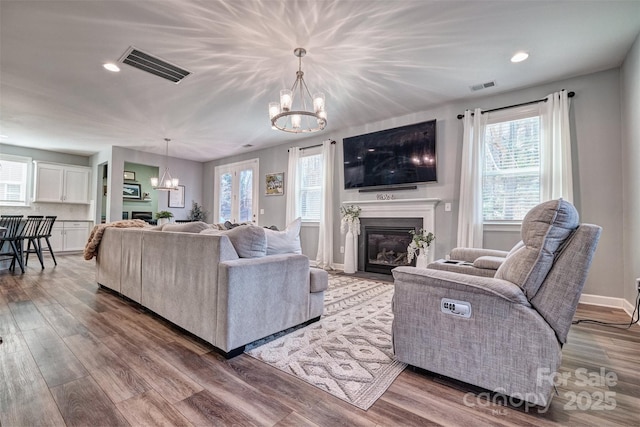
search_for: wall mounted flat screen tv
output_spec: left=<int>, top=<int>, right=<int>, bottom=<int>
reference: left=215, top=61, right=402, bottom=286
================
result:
left=343, top=119, right=436, bottom=189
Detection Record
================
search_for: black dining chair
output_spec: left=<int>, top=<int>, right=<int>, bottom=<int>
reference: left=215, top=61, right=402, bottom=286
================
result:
left=22, top=216, right=45, bottom=269
left=0, top=215, right=25, bottom=273
left=35, top=215, right=58, bottom=266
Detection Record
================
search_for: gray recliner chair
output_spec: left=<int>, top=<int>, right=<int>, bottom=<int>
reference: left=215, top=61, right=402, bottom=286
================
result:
left=391, top=199, right=601, bottom=406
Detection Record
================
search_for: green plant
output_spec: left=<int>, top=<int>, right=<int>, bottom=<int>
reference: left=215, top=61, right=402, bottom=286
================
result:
left=188, top=201, right=208, bottom=222
left=407, top=229, right=435, bottom=262
left=155, top=210, right=174, bottom=219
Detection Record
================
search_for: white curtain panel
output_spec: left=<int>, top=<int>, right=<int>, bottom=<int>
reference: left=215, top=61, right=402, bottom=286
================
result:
left=316, top=140, right=335, bottom=269
left=285, top=146, right=300, bottom=225
left=457, top=108, right=486, bottom=248
left=540, top=90, right=573, bottom=202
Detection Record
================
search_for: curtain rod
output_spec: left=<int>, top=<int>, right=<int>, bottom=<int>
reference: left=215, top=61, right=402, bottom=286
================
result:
left=456, top=90, right=575, bottom=120
left=288, top=140, right=336, bottom=152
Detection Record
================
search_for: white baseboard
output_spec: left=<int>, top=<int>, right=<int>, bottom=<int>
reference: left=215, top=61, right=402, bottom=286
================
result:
left=579, top=293, right=636, bottom=318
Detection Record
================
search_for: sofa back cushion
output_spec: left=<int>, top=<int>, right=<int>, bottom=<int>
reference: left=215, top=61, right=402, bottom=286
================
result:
left=495, top=199, right=579, bottom=299
left=200, top=225, right=267, bottom=258
left=264, top=218, right=302, bottom=255
left=162, top=221, right=211, bottom=233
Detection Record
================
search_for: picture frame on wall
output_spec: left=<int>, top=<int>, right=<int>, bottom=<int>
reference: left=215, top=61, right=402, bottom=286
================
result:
left=123, top=171, right=136, bottom=181
left=168, top=185, right=185, bottom=208
left=123, top=183, right=142, bottom=199
left=265, top=172, right=284, bottom=196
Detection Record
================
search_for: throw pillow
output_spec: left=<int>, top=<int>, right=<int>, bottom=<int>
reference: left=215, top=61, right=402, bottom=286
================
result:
left=495, top=199, right=579, bottom=299
left=264, top=217, right=302, bottom=255
left=200, top=225, right=267, bottom=258
left=161, top=221, right=211, bottom=234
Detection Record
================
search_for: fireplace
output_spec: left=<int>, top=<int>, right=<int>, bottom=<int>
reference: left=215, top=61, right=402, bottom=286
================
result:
left=358, top=217, right=423, bottom=274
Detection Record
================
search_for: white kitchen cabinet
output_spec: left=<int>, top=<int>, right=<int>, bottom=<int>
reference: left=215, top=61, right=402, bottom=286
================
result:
left=33, top=162, right=91, bottom=204
left=50, top=221, right=92, bottom=252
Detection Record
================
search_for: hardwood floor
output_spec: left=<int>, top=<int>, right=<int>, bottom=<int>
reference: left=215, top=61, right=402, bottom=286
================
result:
left=1, top=255, right=639, bottom=426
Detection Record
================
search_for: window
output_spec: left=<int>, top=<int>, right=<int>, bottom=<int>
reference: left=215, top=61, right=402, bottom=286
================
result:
left=0, top=154, right=31, bottom=206
left=483, top=108, right=541, bottom=222
left=298, top=149, right=323, bottom=222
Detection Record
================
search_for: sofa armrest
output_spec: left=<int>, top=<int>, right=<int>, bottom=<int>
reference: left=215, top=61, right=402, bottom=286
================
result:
left=216, top=253, right=311, bottom=351
left=449, top=247, right=509, bottom=263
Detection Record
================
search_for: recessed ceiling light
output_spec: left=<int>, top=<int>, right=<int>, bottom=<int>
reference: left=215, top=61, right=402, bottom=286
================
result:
left=511, top=52, right=529, bottom=63
left=103, top=63, right=120, bottom=72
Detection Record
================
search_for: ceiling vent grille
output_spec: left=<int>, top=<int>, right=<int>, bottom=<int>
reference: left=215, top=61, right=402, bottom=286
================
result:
left=119, top=46, right=191, bottom=84
left=470, top=80, right=496, bottom=92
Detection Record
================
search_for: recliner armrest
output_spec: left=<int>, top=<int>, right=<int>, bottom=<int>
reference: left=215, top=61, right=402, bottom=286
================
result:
left=449, top=247, right=510, bottom=263
left=392, top=266, right=529, bottom=306
left=473, top=255, right=506, bottom=270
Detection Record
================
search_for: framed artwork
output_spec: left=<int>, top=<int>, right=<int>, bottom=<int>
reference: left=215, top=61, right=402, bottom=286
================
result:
left=168, top=185, right=185, bottom=208
left=265, top=172, right=284, bottom=196
left=123, top=183, right=142, bottom=199
left=123, top=171, right=136, bottom=181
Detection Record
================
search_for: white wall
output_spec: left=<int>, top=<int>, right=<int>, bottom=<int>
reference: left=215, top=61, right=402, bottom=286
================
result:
left=621, top=32, right=640, bottom=307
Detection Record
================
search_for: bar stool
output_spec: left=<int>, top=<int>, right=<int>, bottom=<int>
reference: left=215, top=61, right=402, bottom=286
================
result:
left=22, top=216, right=45, bottom=268
left=35, top=216, right=58, bottom=266
left=0, top=215, right=25, bottom=273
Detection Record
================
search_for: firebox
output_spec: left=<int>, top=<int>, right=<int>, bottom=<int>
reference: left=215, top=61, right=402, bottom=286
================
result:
left=358, top=217, right=423, bottom=274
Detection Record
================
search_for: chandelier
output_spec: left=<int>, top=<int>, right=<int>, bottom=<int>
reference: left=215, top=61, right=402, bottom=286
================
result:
left=150, top=138, right=179, bottom=191
left=269, top=48, right=327, bottom=133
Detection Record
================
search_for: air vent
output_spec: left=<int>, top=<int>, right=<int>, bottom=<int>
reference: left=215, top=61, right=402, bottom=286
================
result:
left=470, top=80, right=496, bottom=92
left=119, top=46, right=191, bottom=84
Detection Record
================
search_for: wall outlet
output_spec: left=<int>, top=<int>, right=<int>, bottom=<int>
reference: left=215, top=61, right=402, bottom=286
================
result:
left=340, top=246, right=345, bottom=254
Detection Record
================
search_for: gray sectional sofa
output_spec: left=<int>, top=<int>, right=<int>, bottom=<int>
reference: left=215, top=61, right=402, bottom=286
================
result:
left=95, top=224, right=326, bottom=357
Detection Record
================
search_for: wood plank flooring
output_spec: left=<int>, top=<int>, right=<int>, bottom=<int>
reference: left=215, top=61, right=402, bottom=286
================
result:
left=1, top=255, right=639, bottom=426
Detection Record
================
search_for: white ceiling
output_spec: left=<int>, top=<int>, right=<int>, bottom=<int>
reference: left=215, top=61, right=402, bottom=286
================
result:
left=1, top=0, right=639, bottom=162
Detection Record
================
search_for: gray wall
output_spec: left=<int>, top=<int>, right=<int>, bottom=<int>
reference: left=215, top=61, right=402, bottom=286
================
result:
left=92, top=146, right=204, bottom=224
left=204, top=67, right=626, bottom=299
left=621, top=32, right=640, bottom=307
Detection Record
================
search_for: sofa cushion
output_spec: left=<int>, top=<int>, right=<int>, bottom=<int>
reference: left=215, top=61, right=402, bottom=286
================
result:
left=264, top=218, right=302, bottom=255
left=162, top=221, right=211, bottom=233
left=200, top=225, right=267, bottom=258
left=495, top=199, right=579, bottom=299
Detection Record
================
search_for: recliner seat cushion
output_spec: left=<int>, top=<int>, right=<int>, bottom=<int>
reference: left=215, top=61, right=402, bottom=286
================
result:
left=495, top=199, right=579, bottom=299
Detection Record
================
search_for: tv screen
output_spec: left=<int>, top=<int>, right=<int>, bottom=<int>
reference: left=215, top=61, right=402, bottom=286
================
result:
left=343, top=120, right=436, bottom=189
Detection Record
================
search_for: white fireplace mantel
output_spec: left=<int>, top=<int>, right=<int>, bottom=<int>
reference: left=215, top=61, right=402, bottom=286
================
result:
left=342, top=198, right=440, bottom=222
left=341, top=198, right=441, bottom=269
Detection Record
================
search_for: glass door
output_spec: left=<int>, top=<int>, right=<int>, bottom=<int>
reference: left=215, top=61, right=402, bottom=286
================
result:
left=214, top=159, right=259, bottom=224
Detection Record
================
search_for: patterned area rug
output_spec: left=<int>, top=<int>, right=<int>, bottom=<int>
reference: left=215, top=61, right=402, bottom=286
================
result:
left=245, top=275, right=406, bottom=410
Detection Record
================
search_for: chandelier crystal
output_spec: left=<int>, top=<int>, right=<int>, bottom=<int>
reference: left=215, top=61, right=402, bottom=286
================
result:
left=150, top=138, right=179, bottom=191
left=269, top=48, right=327, bottom=133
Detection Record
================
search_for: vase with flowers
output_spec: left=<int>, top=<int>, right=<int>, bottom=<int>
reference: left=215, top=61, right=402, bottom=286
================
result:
left=340, top=205, right=361, bottom=274
left=407, top=228, right=435, bottom=269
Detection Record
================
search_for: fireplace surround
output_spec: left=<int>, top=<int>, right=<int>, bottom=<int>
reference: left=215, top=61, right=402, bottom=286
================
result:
left=359, top=217, right=423, bottom=274
left=342, top=198, right=440, bottom=274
